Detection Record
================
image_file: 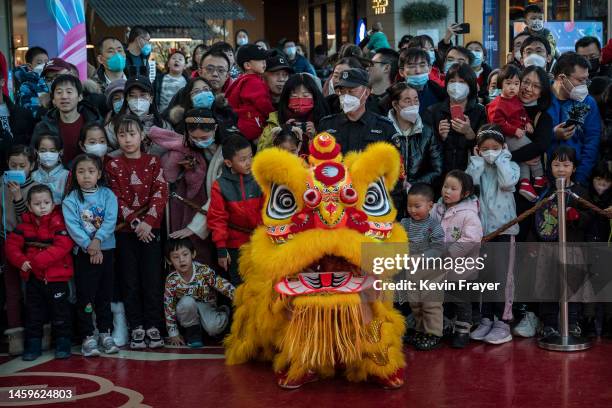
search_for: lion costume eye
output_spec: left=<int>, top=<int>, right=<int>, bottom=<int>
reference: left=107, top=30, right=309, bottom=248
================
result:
left=363, top=178, right=390, bottom=217
left=267, top=184, right=297, bottom=220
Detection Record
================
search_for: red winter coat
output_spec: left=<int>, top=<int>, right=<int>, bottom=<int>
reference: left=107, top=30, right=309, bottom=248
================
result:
left=225, top=73, right=275, bottom=141
left=5, top=208, right=74, bottom=282
left=486, top=95, right=531, bottom=138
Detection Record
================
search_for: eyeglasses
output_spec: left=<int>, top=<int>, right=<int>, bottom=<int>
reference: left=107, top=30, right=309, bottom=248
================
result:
left=190, top=88, right=211, bottom=97
left=565, top=75, right=591, bottom=87
left=521, top=80, right=542, bottom=91
left=203, top=65, right=228, bottom=76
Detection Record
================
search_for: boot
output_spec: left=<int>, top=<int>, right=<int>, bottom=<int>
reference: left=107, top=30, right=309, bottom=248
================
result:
left=5, top=327, right=24, bottom=356
left=22, top=337, right=42, bottom=361
left=111, top=302, right=128, bottom=347
left=54, top=337, right=72, bottom=359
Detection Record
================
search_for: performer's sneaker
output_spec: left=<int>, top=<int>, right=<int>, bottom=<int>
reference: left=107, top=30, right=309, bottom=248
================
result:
left=276, top=370, right=318, bottom=389
left=373, top=367, right=405, bottom=389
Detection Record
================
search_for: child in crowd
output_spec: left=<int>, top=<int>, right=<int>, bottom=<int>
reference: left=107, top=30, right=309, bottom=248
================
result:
left=1, top=145, right=40, bottom=354
left=79, top=123, right=110, bottom=161
left=225, top=44, right=275, bottom=141
left=208, top=134, right=263, bottom=286
left=486, top=69, right=501, bottom=104
left=5, top=185, right=74, bottom=361
left=156, top=51, right=188, bottom=112
left=63, top=154, right=119, bottom=357
left=431, top=170, right=483, bottom=348
left=105, top=114, right=169, bottom=349
left=535, top=146, right=590, bottom=338
left=400, top=183, right=445, bottom=350
left=164, top=238, right=235, bottom=348
left=271, top=124, right=303, bottom=156
left=486, top=64, right=543, bottom=201
left=466, top=125, right=520, bottom=345
left=31, top=133, right=69, bottom=204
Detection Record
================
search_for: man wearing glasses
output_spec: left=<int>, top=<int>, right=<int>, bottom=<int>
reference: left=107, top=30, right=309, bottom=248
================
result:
left=198, top=50, right=232, bottom=95
left=548, top=52, right=601, bottom=185
left=367, top=48, right=399, bottom=109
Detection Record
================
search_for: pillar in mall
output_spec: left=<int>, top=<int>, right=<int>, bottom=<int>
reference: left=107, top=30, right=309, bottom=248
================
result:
left=26, top=0, right=87, bottom=80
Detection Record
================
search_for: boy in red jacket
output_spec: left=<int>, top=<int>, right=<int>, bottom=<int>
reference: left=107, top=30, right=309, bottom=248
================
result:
left=5, top=184, right=74, bottom=361
left=208, top=134, right=263, bottom=286
left=486, top=64, right=543, bottom=201
left=225, top=44, right=275, bottom=142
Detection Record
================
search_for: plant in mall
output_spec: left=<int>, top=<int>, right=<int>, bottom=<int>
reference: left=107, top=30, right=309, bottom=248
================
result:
left=401, top=1, right=449, bottom=24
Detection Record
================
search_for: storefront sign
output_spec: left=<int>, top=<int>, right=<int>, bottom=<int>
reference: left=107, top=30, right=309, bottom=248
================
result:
left=372, top=0, right=389, bottom=15
left=483, top=0, right=499, bottom=68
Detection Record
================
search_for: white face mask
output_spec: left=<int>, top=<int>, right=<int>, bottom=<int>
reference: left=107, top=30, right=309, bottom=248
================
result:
left=523, top=99, right=538, bottom=107
left=33, top=64, right=45, bottom=76
left=529, top=19, right=544, bottom=31
left=524, top=53, right=547, bottom=68
left=85, top=143, right=108, bottom=157
left=563, top=77, right=589, bottom=102
left=399, top=105, right=419, bottom=123
left=514, top=50, right=523, bottom=62
left=128, top=97, right=151, bottom=116
left=481, top=149, right=502, bottom=164
left=39, top=151, right=60, bottom=167
left=339, top=92, right=363, bottom=114
left=447, top=82, right=469, bottom=101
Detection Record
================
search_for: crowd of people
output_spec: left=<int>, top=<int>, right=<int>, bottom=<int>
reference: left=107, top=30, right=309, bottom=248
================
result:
left=1, top=3, right=611, bottom=362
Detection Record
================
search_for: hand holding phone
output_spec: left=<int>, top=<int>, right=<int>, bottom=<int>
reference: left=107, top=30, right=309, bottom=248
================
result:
left=455, top=23, right=470, bottom=34
left=451, top=104, right=464, bottom=121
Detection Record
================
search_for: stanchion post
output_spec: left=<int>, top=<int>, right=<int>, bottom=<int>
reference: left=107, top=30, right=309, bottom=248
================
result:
left=538, top=177, right=592, bottom=351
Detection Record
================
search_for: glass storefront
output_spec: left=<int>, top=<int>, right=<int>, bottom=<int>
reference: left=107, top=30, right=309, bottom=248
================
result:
left=306, top=0, right=354, bottom=56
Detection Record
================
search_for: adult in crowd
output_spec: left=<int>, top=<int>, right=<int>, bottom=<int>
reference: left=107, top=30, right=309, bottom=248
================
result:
left=32, top=74, right=101, bottom=164
left=312, top=45, right=331, bottom=79
left=363, top=22, right=391, bottom=53
left=259, top=73, right=329, bottom=152
left=508, top=32, right=531, bottom=66
left=198, top=49, right=233, bottom=94
left=575, top=36, right=612, bottom=78
left=235, top=29, right=249, bottom=48
left=386, top=82, right=442, bottom=217
left=317, top=68, right=398, bottom=154
left=263, top=53, right=293, bottom=107
left=425, top=63, right=486, bottom=175
left=189, top=44, right=209, bottom=77
left=322, top=57, right=362, bottom=97
left=209, top=42, right=240, bottom=79
left=520, top=35, right=553, bottom=73
left=0, top=69, right=35, bottom=168
left=398, top=48, right=446, bottom=116
left=104, top=79, right=126, bottom=124
left=442, top=46, right=474, bottom=77
left=368, top=48, right=399, bottom=107
left=125, top=26, right=154, bottom=79
left=325, top=56, right=382, bottom=115
left=466, top=41, right=493, bottom=102
left=94, top=37, right=127, bottom=94
left=282, top=39, right=316, bottom=76
left=548, top=52, right=601, bottom=186
left=398, top=35, right=413, bottom=51
left=407, top=35, right=443, bottom=87
left=255, top=39, right=270, bottom=50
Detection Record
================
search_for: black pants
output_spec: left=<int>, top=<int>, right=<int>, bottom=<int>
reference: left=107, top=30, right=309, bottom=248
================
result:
left=227, top=248, right=242, bottom=287
left=116, top=232, right=164, bottom=330
left=25, top=278, right=71, bottom=339
left=540, top=302, right=580, bottom=329
left=75, top=249, right=114, bottom=338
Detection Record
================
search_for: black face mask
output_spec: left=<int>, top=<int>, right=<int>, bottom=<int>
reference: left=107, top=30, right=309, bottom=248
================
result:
left=589, top=57, right=601, bottom=75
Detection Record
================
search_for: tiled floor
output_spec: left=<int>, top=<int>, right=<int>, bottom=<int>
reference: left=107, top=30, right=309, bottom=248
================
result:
left=1, top=338, right=611, bottom=407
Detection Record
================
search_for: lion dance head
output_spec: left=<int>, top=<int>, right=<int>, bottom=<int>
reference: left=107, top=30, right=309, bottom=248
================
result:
left=225, top=133, right=407, bottom=389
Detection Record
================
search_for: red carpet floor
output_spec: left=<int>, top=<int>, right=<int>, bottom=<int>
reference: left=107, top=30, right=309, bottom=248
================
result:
left=1, top=338, right=611, bottom=407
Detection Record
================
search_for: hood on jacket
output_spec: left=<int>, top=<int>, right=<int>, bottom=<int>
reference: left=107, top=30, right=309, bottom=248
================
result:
left=387, top=109, right=423, bottom=136
left=435, top=195, right=479, bottom=219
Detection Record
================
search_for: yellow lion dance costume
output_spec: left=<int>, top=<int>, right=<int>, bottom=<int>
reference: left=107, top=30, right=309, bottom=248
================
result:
left=225, top=133, right=407, bottom=389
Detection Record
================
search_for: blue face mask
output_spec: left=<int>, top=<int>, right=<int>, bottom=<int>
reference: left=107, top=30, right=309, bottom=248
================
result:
left=444, top=61, right=456, bottom=74
left=426, top=50, right=436, bottom=65
left=406, top=72, right=429, bottom=88
left=113, top=99, right=124, bottom=114
left=141, top=43, right=152, bottom=57
left=194, top=138, right=215, bottom=149
left=470, top=51, right=483, bottom=67
left=192, top=91, right=214, bottom=109
left=489, top=89, right=502, bottom=99
left=107, top=53, right=126, bottom=72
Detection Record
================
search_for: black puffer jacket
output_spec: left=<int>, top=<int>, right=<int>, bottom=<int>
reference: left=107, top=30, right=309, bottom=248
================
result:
left=424, top=97, right=487, bottom=174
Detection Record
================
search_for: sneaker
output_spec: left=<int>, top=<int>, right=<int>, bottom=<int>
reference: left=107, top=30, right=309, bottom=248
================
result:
left=130, top=327, right=146, bottom=349
left=5, top=327, right=24, bottom=356
left=470, top=318, right=493, bottom=341
left=541, top=326, right=559, bottom=338
left=414, top=332, right=442, bottom=351
left=569, top=323, right=582, bottom=337
left=54, top=337, right=72, bottom=359
left=22, top=337, right=42, bottom=361
left=513, top=312, right=540, bottom=338
left=81, top=335, right=101, bottom=357
left=519, top=179, right=537, bottom=202
left=146, top=327, right=164, bottom=349
left=533, top=176, right=547, bottom=189
left=99, top=332, right=119, bottom=354
left=276, top=370, right=318, bottom=389
left=483, top=320, right=513, bottom=344
left=451, top=321, right=471, bottom=348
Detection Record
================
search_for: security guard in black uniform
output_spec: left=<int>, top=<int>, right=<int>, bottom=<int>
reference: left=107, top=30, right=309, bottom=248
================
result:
left=317, top=68, right=398, bottom=154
